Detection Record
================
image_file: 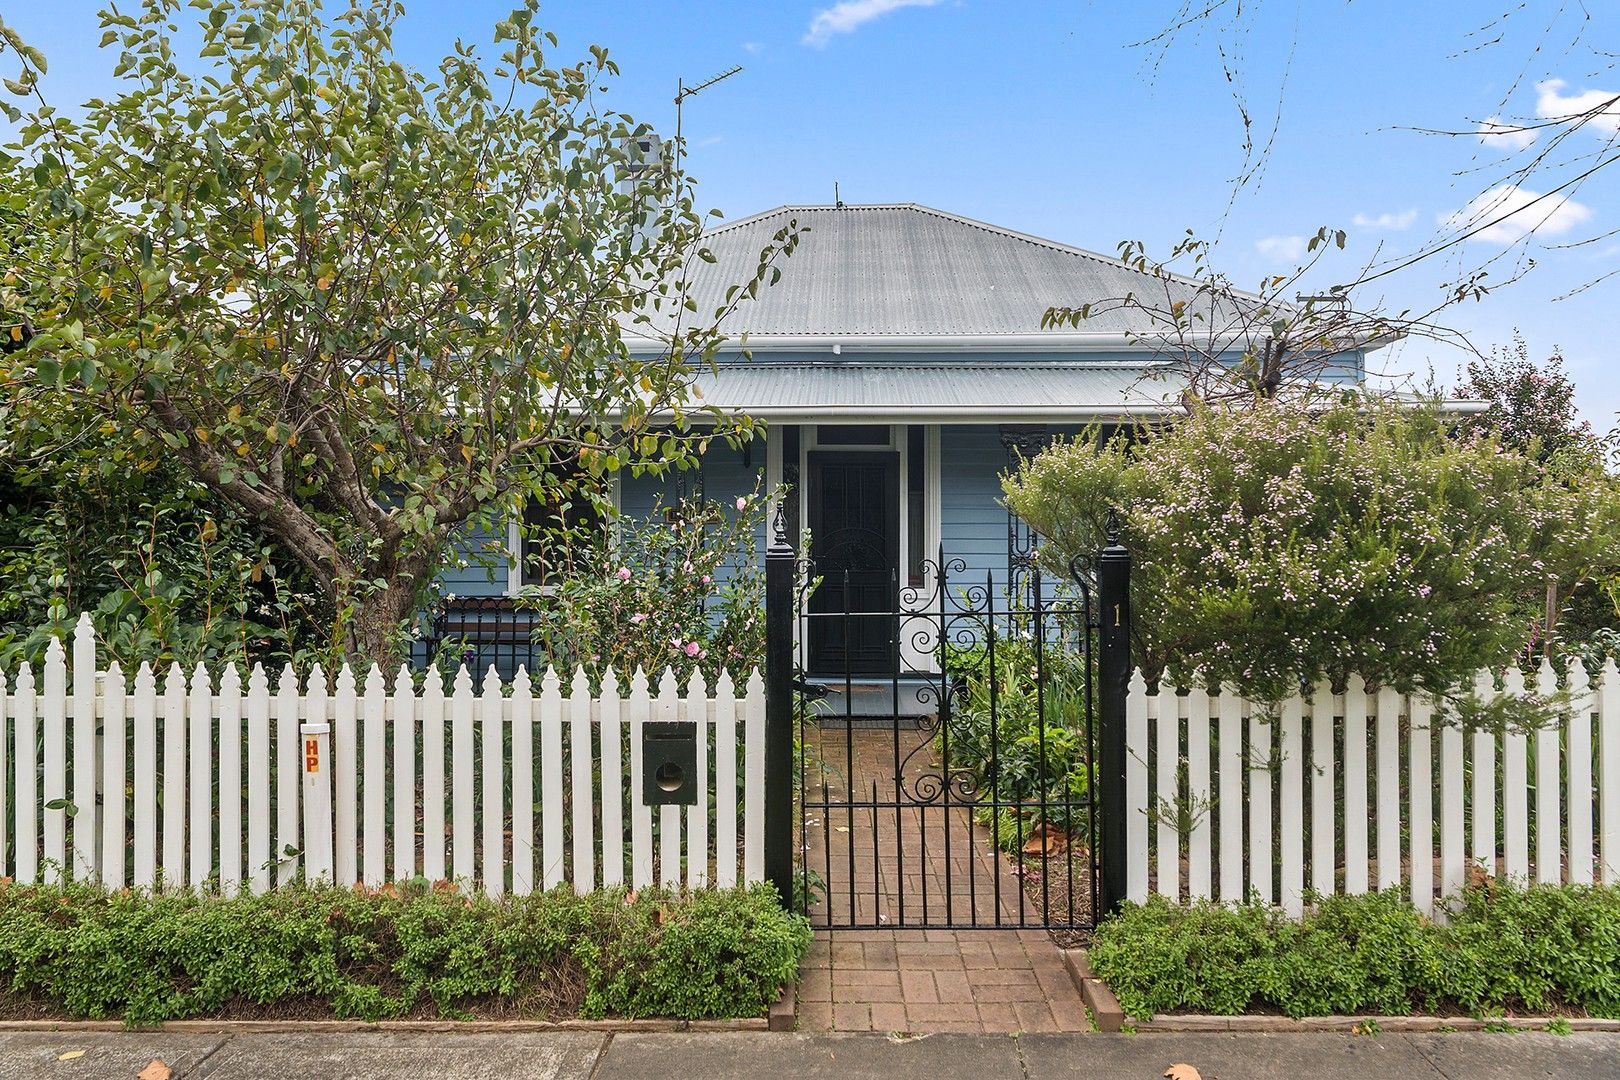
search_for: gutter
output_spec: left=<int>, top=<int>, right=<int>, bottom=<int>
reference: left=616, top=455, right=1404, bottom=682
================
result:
left=609, top=398, right=1490, bottom=425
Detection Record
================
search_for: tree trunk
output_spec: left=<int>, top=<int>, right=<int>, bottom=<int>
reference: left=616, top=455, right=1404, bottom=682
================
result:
left=340, top=539, right=448, bottom=678
left=345, top=579, right=422, bottom=676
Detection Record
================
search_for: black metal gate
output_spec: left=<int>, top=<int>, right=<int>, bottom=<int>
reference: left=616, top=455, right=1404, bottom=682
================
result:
left=763, top=525, right=1128, bottom=932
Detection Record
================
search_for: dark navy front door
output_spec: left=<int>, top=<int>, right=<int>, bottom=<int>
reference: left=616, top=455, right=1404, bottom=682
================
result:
left=807, top=452, right=899, bottom=674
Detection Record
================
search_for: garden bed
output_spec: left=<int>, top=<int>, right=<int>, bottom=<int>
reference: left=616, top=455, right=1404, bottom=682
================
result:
left=0, top=880, right=809, bottom=1029
left=1087, top=882, right=1620, bottom=1025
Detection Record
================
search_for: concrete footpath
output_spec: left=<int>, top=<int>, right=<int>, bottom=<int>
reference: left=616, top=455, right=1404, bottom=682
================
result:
left=2, top=1029, right=1618, bottom=1079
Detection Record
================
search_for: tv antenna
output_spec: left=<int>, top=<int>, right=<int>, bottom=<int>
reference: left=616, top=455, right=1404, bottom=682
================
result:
left=674, top=65, right=743, bottom=171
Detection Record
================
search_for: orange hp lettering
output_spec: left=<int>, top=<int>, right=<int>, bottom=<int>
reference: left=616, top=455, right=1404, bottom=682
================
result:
left=305, top=737, right=321, bottom=773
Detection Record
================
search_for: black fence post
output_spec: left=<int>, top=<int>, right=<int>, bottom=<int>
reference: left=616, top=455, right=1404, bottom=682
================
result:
left=1096, top=517, right=1132, bottom=917
left=764, top=511, right=795, bottom=909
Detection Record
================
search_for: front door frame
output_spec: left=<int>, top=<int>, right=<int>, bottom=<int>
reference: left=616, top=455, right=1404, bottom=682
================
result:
left=768, top=423, right=943, bottom=674
left=805, top=448, right=900, bottom=674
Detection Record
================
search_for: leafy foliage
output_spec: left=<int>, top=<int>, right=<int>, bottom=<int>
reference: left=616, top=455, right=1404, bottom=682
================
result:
left=1091, top=883, right=1620, bottom=1021
left=940, top=639, right=1091, bottom=855
left=0, top=0, right=795, bottom=670
left=517, top=486, right=772, bottom=684
left=0, top=880, right=809, bottom=1026
left=1453, top=336, right=1620, bottom=652
left=1006, top=398, right=1620, bottom=702
left=0, top=448, right=331, bottom=671
left=1455, top=335, right=1608, bottom=472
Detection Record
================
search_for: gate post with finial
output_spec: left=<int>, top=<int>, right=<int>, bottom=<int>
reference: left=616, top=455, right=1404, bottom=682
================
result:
left=764, top=505, right=796, bottom=909
left=1096, top=509, right=1132, bottom=916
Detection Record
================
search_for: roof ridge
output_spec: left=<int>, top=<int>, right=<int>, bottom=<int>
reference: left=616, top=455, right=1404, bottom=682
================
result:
left=700, top=203, right=1263, bottom=302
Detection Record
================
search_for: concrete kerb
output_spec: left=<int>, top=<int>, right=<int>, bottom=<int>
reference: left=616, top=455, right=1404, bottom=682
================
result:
left=0, top=1017, right=770, bottom=1035
left=768, top=982, right=797, bottom=1032
left=1058, top=949, right=1121, bottom=1032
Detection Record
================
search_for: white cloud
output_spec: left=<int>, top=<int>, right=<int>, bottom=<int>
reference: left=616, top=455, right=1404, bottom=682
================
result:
left=1351, top=209, right=1418, bottom=231
left=1442, top=183, right=1593, bottom=244
left=696, top=134, right=725, bottom=148
left=1477, top=116, right=1538, bottom=150
left=741, top=41, right=764, bottom=54
left=802, top=0, right=943, bottom=48
left=1536, top=79, right=1620, bottom=135
left=1255, top=235, right=1306, bottom=262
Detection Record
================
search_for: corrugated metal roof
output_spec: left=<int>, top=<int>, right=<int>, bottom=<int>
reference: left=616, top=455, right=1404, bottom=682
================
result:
left=688, top=362, right=1185, bottom=420
left=629, top=203, right=1258, bottom=341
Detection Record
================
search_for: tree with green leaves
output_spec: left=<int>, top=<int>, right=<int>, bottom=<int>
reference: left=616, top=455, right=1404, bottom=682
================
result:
left=1456, top=334, right=1609, bottom=472
left=0, top=0, right=794, bottom=669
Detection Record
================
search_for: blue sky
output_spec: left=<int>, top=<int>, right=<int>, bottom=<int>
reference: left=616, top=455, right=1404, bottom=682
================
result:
left=11, top=0, right=1620, bottom=425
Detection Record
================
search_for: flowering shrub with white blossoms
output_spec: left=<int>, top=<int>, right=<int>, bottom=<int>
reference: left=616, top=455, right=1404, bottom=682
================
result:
left=1006, top=398, right=1620, bottom=703
left=516, top=485, right=774, bottom=686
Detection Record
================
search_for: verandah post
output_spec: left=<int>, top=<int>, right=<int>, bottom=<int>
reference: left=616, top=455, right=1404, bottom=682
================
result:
left=1096, top=518, right=1132, bottom=916
left=763, top=510, right=796, bottom=908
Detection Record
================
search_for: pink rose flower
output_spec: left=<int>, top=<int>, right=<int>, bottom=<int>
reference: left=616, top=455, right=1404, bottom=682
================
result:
left=616, top=567, right=631, bottom=581
left=631, top=613, right=647, bottom=623
left=735, top=496, right=747, bottom=511
left=684, top=641, right=701, bottom=657
left=701, top=575, right=712, bottom=584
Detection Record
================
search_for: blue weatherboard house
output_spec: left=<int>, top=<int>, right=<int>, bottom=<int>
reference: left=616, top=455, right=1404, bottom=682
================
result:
left=438, top=202, right=1372, bottom=679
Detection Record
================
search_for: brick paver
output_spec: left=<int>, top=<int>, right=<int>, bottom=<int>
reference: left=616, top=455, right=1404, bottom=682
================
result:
left=796, top=730, right=1092, bottom=1034
left=798, top=928, right=1091, bottom=1034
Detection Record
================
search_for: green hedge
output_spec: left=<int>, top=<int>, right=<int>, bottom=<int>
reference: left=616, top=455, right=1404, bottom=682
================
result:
left=0, top=880, right=810, bottom=1027
left=1091, top=884, right=1620, bottom=1021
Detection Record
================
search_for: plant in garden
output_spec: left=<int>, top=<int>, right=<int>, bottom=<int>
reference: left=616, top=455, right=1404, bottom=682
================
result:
left=1006, top=397, right=1620, bottom=703
left=939, top=639, right=1091, bottom=856
left=0, top=0, right=795, bottom=671
left=1455, top=334, right=1608, bottom=472
left=1090, top=883, right=1620, bottom=1021
left=0, top=407, right=331, bottom=669
left=1452, top=336, right=1620, bottom=653
left=518, top=486, right=774, bottom=683
left=0, top=880, right=810, bottom=1025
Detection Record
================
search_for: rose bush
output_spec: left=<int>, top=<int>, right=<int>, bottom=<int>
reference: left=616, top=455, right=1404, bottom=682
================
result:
left=516, top=485, right=775, bottom=685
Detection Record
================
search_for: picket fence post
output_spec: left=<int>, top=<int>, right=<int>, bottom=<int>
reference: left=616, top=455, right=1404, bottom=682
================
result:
left=510, top=667, right=534, bottom=895
left=15, top=663, right=37, bottom=885
left=600, top=668, right=625, bottom=888
left=656, top=669, right=682, bottom=889
left=42, top=638, right=67, bottom=885
left=246, top=664, right=271, bottom=895
left=480, top=666, right=505, bottom=897
left=102, top=663, right=128, bottom=891
left=1124, top=670, right=1149, bottom=904
left=1603, top=658, right=1620, bottom=884
left=71, top=614, right=97, bottom=882
left=1568, top=658, right=1594, bottom=886
left=219, top=663, right=243, bottom=897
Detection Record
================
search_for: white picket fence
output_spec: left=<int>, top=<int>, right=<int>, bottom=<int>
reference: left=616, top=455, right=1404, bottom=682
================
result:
left=0, top=614, right=766, bottom=895
left=1125, top=659, right=1620, bottom=916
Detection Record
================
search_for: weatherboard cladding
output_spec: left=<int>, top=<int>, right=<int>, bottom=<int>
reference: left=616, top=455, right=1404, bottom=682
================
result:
left=689, top=361, right=1181, bottom=413
left=639, top=203, right=1236, bottom=339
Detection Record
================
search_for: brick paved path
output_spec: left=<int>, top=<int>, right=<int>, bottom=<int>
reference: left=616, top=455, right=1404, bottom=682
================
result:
left=797, top=727, right=1092, bottom=1034
left=796, top=929, right=1091, bottom=1034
